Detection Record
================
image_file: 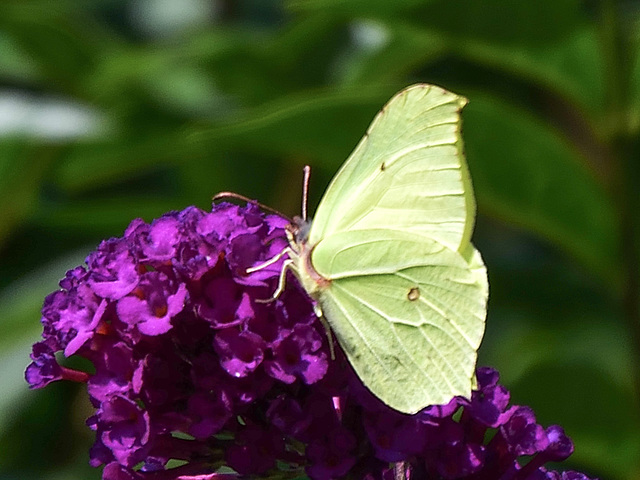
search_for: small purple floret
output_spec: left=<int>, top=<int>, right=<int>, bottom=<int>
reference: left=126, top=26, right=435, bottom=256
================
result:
left=117, top=271, right=187, bottom=336
left=25, top=342, right=63, bottom=388
left=264, top=324, right=328, bottom=384
left=95, top=395, right=152, bottom=467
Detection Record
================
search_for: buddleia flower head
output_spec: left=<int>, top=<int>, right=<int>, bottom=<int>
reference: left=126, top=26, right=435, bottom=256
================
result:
left=26, top=202, right=597, bottom=480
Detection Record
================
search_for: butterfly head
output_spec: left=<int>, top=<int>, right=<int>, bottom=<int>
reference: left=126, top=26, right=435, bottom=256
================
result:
left=287, top=215, right=312, bottom=248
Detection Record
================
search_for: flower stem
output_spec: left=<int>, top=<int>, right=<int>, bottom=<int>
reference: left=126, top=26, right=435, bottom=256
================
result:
left=60, top=366, right=90, bottom=383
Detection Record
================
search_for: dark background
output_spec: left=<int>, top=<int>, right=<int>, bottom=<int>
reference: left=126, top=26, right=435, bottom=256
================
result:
left=0, top=1, right=638, bottom=478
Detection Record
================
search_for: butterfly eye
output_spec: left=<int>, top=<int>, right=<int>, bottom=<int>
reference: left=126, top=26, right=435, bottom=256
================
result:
left=407, top=287, right=420, bottom=302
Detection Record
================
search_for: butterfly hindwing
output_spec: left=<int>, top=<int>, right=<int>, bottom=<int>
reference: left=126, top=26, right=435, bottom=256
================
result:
left=312, top=229, right=487, bottom=414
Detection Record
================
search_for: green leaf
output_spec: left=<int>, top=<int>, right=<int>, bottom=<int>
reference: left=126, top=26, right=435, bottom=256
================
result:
left=335, top=21, right=445, bottom=86
left=52, top=135, right=184, bottom=192
left=0, top=6, right=109, bottom=92
left=0, top=30, right=42, bottom=82
left=0, top=140, right=55, bottom=249
left=347, top=21, right=606, bottom=117
left=262, top=15, right=351, bottom=92
left=0, top=339, right=40, bottom=435
left=188, top=85, right=406, bottom=167
left=450, top=26, right=606, bottom=116
left=408, top=0, right=585, bottom=46
left=143, top=65, right=229, bottom=117
left=286, top=0, right=430, bottom=16
left=630, top=34, right=640, bottom=134
left=463, top=95, right=619, bottom=285
left=292, top=0, right=584, bottom=46
left=34, top=195, right=186, bottom=233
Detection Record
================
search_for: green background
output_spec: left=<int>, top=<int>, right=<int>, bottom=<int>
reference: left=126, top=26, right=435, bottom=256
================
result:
left=1, top=1, right=638, bottom=478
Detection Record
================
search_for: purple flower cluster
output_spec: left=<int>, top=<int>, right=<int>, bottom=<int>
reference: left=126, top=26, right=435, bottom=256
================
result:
left=26, top=202, right=597, bottom=480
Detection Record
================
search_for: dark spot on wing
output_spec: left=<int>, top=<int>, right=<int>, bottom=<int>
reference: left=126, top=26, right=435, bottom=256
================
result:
left=407, top=287, right=420, bottom=301
left=380, top=162, right=386, bottom=171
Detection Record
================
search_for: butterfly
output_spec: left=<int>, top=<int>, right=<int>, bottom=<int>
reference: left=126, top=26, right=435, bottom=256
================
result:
left=247, top=84, right=488, bottom=414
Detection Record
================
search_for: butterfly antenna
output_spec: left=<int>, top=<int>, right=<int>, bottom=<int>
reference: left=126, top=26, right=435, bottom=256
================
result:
left=213, top=191, right=290, bottom=220
left=302, top=165, right=311, bottom=221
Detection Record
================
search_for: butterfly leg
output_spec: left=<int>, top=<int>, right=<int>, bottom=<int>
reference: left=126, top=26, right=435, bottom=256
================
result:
left=317, top=313, right=336, bottom=360
left=246, top=246, right=293, bottom=274
left=254, top=257, right=295, bottom=304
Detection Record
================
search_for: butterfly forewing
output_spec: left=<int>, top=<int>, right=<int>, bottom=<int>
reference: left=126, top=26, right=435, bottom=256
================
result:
left=308, top=84, right=474, bottom=254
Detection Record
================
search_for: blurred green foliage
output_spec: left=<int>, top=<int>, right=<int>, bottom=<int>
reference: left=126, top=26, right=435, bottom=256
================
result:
left=0, top=0, right=638, bottom=478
